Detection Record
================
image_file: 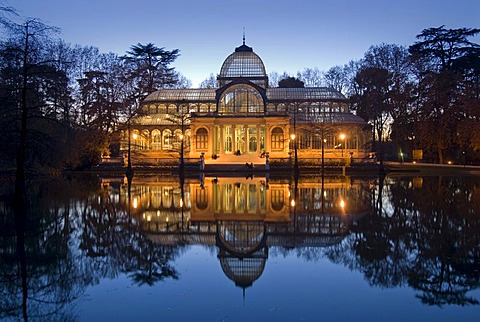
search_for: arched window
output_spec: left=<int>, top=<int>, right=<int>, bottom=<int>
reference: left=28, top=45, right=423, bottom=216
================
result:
left=141, top=130, right=150, bottom=150
left=173, top=129, right=183, bottom=150
left=131, top=130, right=148, bottom=150
left=196, top=128, right=208, bottom=150
left=152, top=130, right=161, bottom=150
left=271, top=127, right=284, bottom=150
left=184, top=129, right=191, bottom=150
left=298, top=130, right=310, bottom=150
left=163, top=129, right=172, bottom=150
left=249, top=137, right=257, bottom=152
left=218, top=84, right=264, bottom=115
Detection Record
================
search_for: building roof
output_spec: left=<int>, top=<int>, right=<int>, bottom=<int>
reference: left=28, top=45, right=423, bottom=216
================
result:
left=143, top=88, right=216, bottom=103
left=218, top=42, right=268, bottom=87
left=143, top=87, right=348, bottom=104
left=268, top=87, right=347, bottom=101
left=297, top=112, right=366, bottom=125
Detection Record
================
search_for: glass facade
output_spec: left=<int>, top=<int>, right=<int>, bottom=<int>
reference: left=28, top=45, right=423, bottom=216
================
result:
left=218, top=84, right=265, bottom=115
left=121, top=41, right=369, bottom=163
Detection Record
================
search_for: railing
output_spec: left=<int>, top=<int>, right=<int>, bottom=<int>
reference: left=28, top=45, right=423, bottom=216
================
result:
left=100, top=157, right=125, bottom=165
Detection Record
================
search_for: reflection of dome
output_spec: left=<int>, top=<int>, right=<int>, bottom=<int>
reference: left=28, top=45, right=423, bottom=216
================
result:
left=217, top=221, right=266, bottom=255
left=216, top=220, right=268, bottom=290
left=218, top=42, right=268, bottom=88
left=219, top=251, right=267, bottom=289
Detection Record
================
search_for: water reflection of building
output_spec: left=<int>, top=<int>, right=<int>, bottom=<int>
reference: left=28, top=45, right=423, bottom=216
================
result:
left=112, top=175, right=373, bottom=289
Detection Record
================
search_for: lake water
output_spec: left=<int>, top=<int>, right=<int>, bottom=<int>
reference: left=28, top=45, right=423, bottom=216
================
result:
left=1, top=172, right=480, bottom=321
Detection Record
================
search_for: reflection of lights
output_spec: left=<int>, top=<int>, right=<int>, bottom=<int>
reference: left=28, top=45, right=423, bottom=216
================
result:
left=133, top=197, right=138, bottom=208
left=291, top=199, right=296, bottom=207
left=340, top=199, right=345, bottom=208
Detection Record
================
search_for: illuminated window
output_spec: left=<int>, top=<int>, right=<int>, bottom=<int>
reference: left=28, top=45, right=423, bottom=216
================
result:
left=218, top=84, right=264, bottom=115
left=196, top=128, right=208, bottom=150
left=271, top=127, right=284, bottom=150
left=152, top=130, right=161, bottom=150
left=163, top=129, right=172, bottom=150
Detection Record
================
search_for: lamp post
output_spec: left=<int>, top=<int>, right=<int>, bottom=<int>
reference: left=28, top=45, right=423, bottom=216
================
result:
left=179, top=132, right=184, bottom=172
left=126, top=125, right=134, bottom=180
left=339, top=133, right=346, bottom=157
left=125, top=101, right=134, bottom=180
left=321, top=137, right=326, bottom=174
left=291, top=133, right=298, bottom=174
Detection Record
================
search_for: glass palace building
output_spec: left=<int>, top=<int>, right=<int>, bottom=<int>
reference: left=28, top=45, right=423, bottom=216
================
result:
left=121, top=41, right=368, bottom=165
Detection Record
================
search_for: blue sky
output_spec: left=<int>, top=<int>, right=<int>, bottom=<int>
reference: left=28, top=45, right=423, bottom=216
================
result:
left=8, top=0, right=480, bottom=86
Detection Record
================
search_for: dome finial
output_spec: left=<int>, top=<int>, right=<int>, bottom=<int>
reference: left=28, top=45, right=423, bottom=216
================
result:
left=243, top=27, right=245, bottom=45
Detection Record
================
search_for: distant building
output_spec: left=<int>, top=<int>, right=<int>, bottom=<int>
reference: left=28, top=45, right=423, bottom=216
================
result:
left=121, top=41, right=368, bottom=165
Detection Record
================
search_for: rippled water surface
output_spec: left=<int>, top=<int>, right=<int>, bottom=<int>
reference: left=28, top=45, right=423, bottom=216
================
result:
left=1, top=173, right=480, bottom=321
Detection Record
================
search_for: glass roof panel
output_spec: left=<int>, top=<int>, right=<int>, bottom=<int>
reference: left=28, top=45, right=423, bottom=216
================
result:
left=219, top=52, right=267, bottom=79
left=267, top=88, right=347, bottom=101
left=143, top=89, right=216, bottom=103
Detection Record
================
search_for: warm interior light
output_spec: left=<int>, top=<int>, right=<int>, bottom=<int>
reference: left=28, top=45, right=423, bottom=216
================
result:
left=132, top=133, right=138, bottom=140
left=340, top=199, right=345, bottom=208
left=133, top=197, right=138, bottom=208
left=339, top=133, right=345, bottom=140
left=290, top=133, right=296, bottom=140
left=291, top=199, right=296, bottom=207
left=179, top=134, right=184, bottom=140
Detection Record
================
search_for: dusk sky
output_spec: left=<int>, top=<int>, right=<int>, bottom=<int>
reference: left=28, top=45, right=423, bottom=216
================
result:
left=8, top=0, right=480, bottom=86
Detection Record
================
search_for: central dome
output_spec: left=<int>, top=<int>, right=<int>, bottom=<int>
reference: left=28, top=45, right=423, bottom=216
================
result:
left=218, top=42, right=268, bottom=88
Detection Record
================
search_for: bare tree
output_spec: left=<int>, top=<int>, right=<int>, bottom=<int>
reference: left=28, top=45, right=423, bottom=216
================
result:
left=199, top=73, right=218, bottom=88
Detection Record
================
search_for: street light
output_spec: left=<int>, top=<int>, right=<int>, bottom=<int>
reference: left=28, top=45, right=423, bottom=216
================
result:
left=339, top=133, right=346, bottom=157
left=179, top=132, right=184, bottom=172
left=126, top=128, right=135, bottom=180
left=291, top=133, right=298, bottom=174
left=321, top=138, right=326, bottom=173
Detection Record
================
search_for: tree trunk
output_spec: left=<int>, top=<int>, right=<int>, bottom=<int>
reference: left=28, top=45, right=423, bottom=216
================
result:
left=15, top=23, right=29, bottom=207
left=437, top=148, right=444, bottom=164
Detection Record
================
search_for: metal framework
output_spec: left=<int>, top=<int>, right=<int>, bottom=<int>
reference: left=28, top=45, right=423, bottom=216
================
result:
left=122, top=41, right=369, bottom=161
